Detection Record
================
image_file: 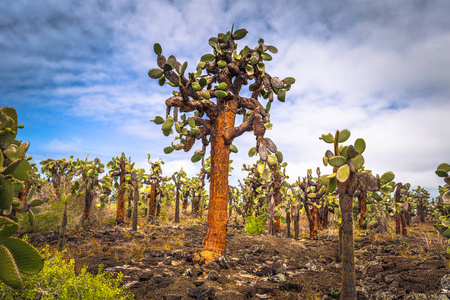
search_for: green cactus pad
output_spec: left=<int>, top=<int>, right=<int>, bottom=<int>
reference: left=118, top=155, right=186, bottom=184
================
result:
left=162, top=118, right=174, bottom=131
left=437, top=163, right=450, bottom=172
left=371, top=192, right=382, bottom=201
left=436, top=170, right=448, bottom=177
left=201, top=53, right=215, bottom=63
left=201, top=90, right=211, bottom=100
left=267, top=45, right=278, bottom=53
left=340, top=145, right=348, bottom=158
left=154, top=43, right=162, bottom=55
left=191, top=152, right=202, bottom=163
left=275, top=151, right=283, bottom=163
left=267, top=154, right=277, bottom=166
left=214, top=90, right=228, bottom=98
left=0, top=175, right=13, bottom=210
left=261, top=53, right=272, bottom=61
left=245, top=65, right=254, bottom=75
left=346, top=145, right=359, bottom=159
left=257, top=63, right=265, bottom=72
left=354, top=138, right=366, bottom=154
left=0, top=237, right=44, bottom=275
left=229, top=144, right=238, bottom=153
left=191, top=82, right=202, bottom=91
left=152, top=116, right=165, bottom=125
left=218, top=82, right=228, bottom=90
left=277, top=89, right=286, bottom=102
left=164, top=146, right=174, bottom=154
left=328, top=177, right=337, bottom=192
left=283, top=77, right=296, bottom=85
left=353, top=155, right=364, bottom=170
left=338, top=129, right=351, bottom=143
left=29, top=199, right=43, bottom=207
left=248, top=147, right=257, bottom=157
left=328, top=156, right=347, bottom=167
left=380, top=185, right=392, bottom=196
left=148, top=68, right=164, bottom=79
left=321, top=133, right=334, bottom=144
left=257, top=161, right=265, bottom=174
left=336, top=164, right=350, bottom=183
left=444, top=228, right=450, bottom=238
left=379, top=171, right=395, bottom=183
left=232, top=28, right=248, bottom=40
left=0, top=245, right=22, bottom=289
left=12, top=160, right=32, bottom=181
left=0, top=217, right=19, bottom=240
left=323, top=156, right=328, bottom=166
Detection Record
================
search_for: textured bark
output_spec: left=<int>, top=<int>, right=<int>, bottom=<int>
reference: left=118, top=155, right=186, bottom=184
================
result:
left=115, top=158, right=126, bottom=224
left=19, top=181, right=30, bottom=203
left=197, top=99, right=237, bottom=263
left=174, top=181, right=180, bottom=223
left=358, top=191, right=367, bottom=230
left=339, top=190, right=356, bottom=300
left=293, top=205, right=300, bottom=240
left=273, top=181, right=282, bottom=234
left=83, top=187, right=94, bottom=221
left=286, top=210, right=291, bottom=238
left=148, top=180, right=156, bottom=222
left=127, top=190, right=133, bottom=219
left=132, top=179, right=139, bottom=231
left=268, top=194, right=275, bottom=235
left=401, top=212, right=408, bottom=237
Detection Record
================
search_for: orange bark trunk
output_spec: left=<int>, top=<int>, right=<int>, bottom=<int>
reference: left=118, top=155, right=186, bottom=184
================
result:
left=115, top=159, right=126, bottom=224
left=196, top=100, right=237, bottom=263
left=148, top=179, right=156, bottom=222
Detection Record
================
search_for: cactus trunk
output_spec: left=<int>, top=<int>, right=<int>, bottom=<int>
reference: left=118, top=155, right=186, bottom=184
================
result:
left=58, top=202, right=67, bottom=251
left=339, top=190, right=356, bottom=300
left=196, top=100, right=237, bottom=264
left=148, top=179, right=156, bottom=222
left=132, top=179, right=139, bottom=231
left=115, top=159, right=126, bottom=224
left=273, top=181, right=282, bottom=234
left=358, top=191, right=367, bottom=230
left=175, top=182, right=180, bottom=223
left=268, top=194, right=275, bottom=235
left=286, top=210, right=291, bottom=238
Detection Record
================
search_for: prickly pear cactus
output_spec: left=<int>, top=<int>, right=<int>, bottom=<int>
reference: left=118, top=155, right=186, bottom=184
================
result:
left=434, top=163, right=450, bottom=253
left=0, top=217, right=44, bottom=289
left=0, top=106, right=44, bottom=289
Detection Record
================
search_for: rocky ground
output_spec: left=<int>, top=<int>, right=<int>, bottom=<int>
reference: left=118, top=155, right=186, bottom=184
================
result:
left=24, top=218, right=450, bottom=300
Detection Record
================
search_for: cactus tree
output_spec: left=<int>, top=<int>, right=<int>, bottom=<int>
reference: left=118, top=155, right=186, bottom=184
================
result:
left=148, top=27, right=294, bottom=263
left=0, top=106, right=44, bottom=288
left=321, top=129, right=394, bottom=300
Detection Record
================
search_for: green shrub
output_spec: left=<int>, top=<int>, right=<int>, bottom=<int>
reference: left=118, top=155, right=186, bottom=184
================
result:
left=244, top=214, right=267, bottom=235
left=0, top=246, right=133, bottom=299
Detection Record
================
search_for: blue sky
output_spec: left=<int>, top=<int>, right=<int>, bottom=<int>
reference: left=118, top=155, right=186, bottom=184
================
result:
left=1, top=0, right=449, bottom=198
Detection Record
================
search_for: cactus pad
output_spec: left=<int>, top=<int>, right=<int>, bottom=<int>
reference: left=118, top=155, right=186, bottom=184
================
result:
left=0, top=217, right=19, bottom=240
left=0, top=245, right=22, bottom=289
left=0, top=237, right=44, bottom=275
left=0, top=175, right=14, bottom=210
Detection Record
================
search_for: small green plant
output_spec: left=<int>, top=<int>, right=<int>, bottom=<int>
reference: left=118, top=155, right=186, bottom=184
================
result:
left=244, top=214, right=267, bottom=235
left=0, top=246, right=133, bottom=299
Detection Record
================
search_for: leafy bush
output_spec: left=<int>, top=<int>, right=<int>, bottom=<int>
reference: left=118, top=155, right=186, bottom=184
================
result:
left=0, top=246, right=133, bottom=299
left=244, top=214, right=267, bottom=235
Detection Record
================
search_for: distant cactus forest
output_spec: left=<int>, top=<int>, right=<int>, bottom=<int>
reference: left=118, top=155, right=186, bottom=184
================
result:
left=1, top=28, right=449, bottom=300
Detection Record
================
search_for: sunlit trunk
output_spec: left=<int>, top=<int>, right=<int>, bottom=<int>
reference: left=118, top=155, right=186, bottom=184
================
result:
left=339, top=190, right=356, bottom=300
left=148, top=179, right=156, bottom=222
left=132, top=179, right=139, bottom=231
left=196, top=100, right=237, bottom=264
left=115, top=159, right=126, bottom=224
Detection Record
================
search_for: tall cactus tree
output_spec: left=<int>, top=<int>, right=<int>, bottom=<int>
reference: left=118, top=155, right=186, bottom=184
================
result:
left=412, top=186, right=430, bottom=223
left=296, top=168, right=328, bottom=240
left=321, top=129, right=394, bottom=300
left=108, top=153, right=132, bottom=224
left=392, top=182, right=409, bottom=236
left=172, top=168, right=186, bottom=223
left=143, top=155, right=165, bottom=222
left=0, top=106, right=44, bottom=288
left=148, top=26, right=294, bottom=263
left=40, top=157, right=75, bottom=198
